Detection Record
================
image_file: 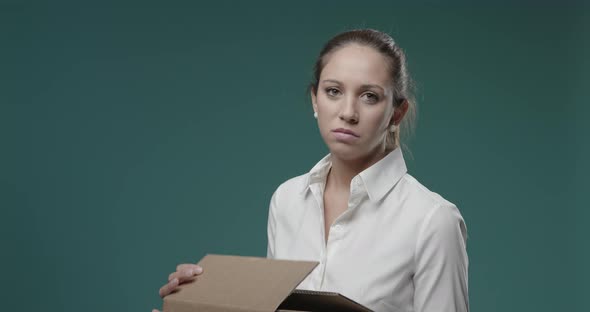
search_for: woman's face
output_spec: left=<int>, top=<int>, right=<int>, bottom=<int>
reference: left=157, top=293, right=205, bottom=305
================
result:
left=311, top=43, right=396, bottom=161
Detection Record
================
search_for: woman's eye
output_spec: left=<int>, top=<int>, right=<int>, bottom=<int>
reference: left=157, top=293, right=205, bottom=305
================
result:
left=362, top=93, right=379, bottom=103
left=325, top=88, right=340, bottom=97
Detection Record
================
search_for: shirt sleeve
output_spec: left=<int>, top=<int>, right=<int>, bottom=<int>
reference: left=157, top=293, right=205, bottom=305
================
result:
left=413, top=204, right=469, bottom=312
left=266, top=189, right=278, bottom=259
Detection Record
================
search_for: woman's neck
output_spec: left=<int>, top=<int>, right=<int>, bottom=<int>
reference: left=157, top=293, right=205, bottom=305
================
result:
left=327, top=146, right=391, bottom=191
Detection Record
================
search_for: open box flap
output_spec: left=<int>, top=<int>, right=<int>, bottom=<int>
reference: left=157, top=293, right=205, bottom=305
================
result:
left=163, top=254, right=318, bottom=312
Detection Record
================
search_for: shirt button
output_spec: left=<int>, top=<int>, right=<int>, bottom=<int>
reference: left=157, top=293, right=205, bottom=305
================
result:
left=333, top=224, right=342, bottom=231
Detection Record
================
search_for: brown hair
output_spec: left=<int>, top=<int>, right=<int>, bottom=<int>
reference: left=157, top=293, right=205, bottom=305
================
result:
left=309, top=28, right=416, bottom=150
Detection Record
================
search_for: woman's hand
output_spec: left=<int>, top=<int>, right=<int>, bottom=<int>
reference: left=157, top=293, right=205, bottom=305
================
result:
left=152, top=263, right=204, bottom=312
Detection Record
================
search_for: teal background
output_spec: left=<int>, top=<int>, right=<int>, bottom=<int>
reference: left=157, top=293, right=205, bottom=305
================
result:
left=1, top=2, right=588, bottom=311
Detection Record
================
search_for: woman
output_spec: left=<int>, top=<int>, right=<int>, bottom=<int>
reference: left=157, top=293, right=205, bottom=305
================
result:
left=155, top=29, right=469, bottom=312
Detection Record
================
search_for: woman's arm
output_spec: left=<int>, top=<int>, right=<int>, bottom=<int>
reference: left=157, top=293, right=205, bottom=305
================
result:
left=266, top=189, right=278, bottom=259
left=413, top=204, right=469, bottom=312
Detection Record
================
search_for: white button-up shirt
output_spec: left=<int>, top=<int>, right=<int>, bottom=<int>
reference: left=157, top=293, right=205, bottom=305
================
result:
left=266, top=148, right=469, bottom=312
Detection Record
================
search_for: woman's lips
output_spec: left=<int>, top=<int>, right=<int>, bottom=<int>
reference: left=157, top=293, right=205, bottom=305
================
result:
left=332, top=128, right=360, bottom=142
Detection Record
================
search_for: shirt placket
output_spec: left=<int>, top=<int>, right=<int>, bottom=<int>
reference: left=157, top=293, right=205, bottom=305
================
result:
left=309, top=181, right=327, bottom=290
left=320, top=177, right=364, bottom=290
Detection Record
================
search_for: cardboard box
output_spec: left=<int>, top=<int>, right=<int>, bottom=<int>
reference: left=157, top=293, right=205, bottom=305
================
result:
left=163, top=254, right=372, bottom=312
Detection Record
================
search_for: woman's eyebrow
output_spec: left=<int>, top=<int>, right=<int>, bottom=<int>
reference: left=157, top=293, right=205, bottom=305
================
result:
left=321, top=79, right=384, bottom=92
left=321, top=79, right=342, bottom=85
left=360, top=84, right=384, bottom=92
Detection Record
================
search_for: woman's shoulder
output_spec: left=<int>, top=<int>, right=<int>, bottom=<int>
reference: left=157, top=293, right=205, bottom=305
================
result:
left=267, top=172, right=311, bottom=220
left=272, top=172, right=309, bottom=199
left=395, top=173, right=466, bottom=227
left=399, top=174, right=455, bottom=206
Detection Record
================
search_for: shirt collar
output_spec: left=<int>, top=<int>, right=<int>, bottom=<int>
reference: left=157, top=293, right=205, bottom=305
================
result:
left=300, top=148, right=408, bottom=202
left=299, top=153, right=332, bottom=195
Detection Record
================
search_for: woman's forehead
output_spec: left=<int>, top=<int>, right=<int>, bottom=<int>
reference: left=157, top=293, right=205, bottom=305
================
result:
left=320, top=44, right=391, bottom=87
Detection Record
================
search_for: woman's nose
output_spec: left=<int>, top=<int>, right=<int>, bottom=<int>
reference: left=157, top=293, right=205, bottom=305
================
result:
left=339, top=97, right=359, bottom=124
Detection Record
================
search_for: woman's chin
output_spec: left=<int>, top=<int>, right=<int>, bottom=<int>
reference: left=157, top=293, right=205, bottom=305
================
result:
left=327, top=143, right=366, bottom=161
left=326, top=140, right=387, bottom=162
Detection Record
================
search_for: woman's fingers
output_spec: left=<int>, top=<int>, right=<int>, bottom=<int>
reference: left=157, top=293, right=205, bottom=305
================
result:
left=159, top=278, right=179, bottom=298
left=159, top=264, right=204, bottom=299
left=167, top=266, right=202, bottom=283
left=176, top=263, right=203, bottom=274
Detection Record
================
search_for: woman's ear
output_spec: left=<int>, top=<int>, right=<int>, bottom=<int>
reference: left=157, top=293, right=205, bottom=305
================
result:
left=391, top=99, right=409, bottom=125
